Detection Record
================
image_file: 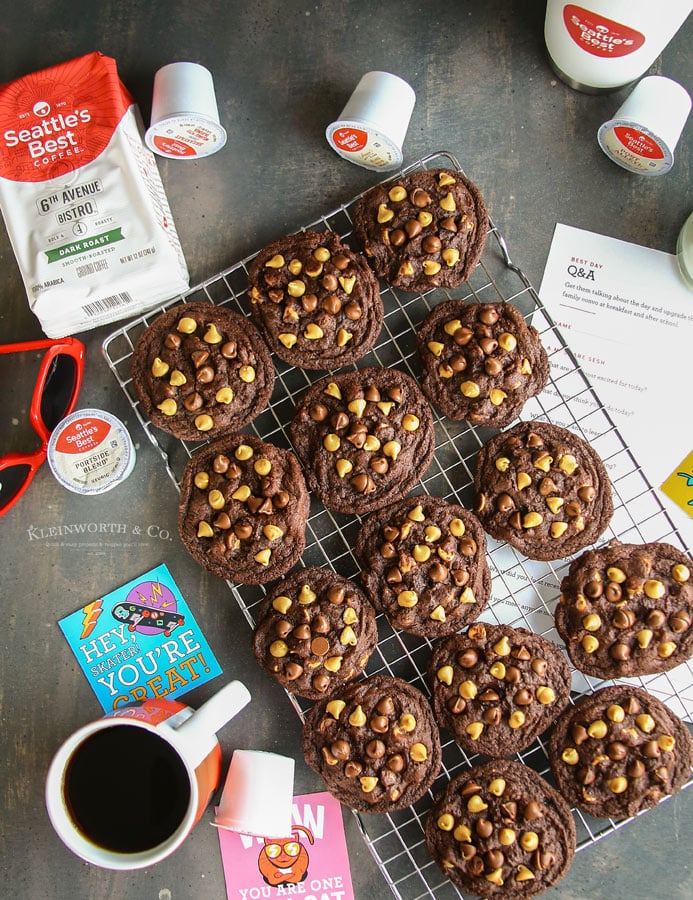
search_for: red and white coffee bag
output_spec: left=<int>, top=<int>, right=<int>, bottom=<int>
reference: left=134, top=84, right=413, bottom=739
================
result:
left=0, top=52, right=189, bottom=337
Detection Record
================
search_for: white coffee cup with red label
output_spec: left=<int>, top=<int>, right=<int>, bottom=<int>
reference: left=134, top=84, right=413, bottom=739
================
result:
left=45, top=680, right=250, bottom=869
left=544, top=1, right=692, bottom=92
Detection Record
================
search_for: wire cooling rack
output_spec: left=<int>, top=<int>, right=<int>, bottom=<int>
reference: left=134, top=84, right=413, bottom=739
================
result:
left=103, top=150, right=692, bottom=900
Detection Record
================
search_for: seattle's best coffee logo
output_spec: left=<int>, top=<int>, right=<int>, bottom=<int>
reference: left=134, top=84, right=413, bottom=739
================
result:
left=563, top=4, right=646, bottom=58
left=3, top=103, right=91, bottom=157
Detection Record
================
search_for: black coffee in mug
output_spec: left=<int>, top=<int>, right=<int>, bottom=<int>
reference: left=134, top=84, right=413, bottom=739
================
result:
left=64, top=724, right=191, bottom=853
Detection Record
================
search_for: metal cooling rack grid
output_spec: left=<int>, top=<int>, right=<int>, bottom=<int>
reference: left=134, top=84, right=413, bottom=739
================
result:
left=102, top=150, right=692, bottom=900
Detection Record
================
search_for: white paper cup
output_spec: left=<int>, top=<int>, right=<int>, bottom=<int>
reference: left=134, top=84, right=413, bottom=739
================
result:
left=145, top=62, right=227, bottom=159
left=326, top=71, right=416, bottom=171
left=597, top=76, right=691, bottom=175
left=213, top=749, right=294, bottom=838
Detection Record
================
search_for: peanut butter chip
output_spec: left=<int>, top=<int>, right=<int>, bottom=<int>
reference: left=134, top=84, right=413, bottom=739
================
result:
left=326, top=700, right=345, bottom=719
left=454, top=823, right=472, bottom=842
left=437, top=813, right=455, bottom=832
left=516, top=866, right=536, bottom=883
left=151, top=357, right=169, bottom=377
left=157, top=399, right=177, bottom=416
left=355, top=776, right=378, bottom=797
left=204, top=323, right=223, bottom=344
left=349, top=705, right=367, bottom=727
left=215, top=387, right=234, bottom=404
left=272, top=595, right=292, bottom=614
left=177, top=316, right=197, bottom=334
left=466, top=795, right=488, bottom=813
left=437, top=665, right=454, bottom=685
left=488, top=778, right=506, bottom=796
left=255, top=548, right=272, bottom=566
left=410, top=742, right=428, bottom=762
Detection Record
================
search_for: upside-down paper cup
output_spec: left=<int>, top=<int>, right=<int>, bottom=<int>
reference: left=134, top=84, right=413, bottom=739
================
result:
left=213, top=749, right=295, bottom=838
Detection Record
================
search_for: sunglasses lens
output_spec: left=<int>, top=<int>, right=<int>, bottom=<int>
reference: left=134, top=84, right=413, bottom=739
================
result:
left=41, top=353, right=78, bottom=430
left=0, top=462, right=31, bottom=511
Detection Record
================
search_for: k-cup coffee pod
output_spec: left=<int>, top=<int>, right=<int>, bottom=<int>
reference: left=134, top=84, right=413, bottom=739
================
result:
left=47, top=408, right=136, bottom=495
left=145, top=62, right=227, bottom=159
left=213, top=749, right=294, bottom=838
left=326, top=71, right=416, bottom=171
left=597, top=76, right=691, bottom=175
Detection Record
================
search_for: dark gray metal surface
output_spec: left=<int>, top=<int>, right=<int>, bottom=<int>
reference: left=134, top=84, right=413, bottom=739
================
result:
left=1, top=3, right=691, bottom=898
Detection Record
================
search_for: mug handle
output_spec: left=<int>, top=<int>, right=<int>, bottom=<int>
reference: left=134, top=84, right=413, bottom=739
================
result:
left=168, top=680, right=251, bottom=766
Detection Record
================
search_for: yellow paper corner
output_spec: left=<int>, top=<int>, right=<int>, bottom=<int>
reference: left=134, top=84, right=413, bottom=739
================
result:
left=660, top=450, right=693, bottom=520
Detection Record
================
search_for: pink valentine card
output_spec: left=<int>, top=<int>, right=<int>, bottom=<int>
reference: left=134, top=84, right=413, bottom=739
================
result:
left=216, top=791, right=355, bottom=900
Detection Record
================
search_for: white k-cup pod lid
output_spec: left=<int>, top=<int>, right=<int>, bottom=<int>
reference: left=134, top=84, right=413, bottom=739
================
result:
left=213, top=749, right=294, bottom=838
left=47, top=409, right=136, bottom=495
left=145, top=61, right=227, bottom=159
left=326, top=71, right=416, bottom=171
left=597, top=75, right=692, bottom=176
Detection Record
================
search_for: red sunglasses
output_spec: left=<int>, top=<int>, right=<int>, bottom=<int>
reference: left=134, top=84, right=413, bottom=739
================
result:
left=0, top=337, right=85, bottom=516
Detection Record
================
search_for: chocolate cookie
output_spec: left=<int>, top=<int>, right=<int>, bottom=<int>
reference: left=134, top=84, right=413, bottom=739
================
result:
left=289, top=366, right=435, bottom=515
left=247, top=230, right=383, bottom=369
left=302, top=674, right=442, bottom=813
left=352, top=168, right=488, bottom=293
left=355, top=495, right=491, bottom=637
left=425, top=759, right=576, bottom=899
left=427, top=623, right=571, bottom=757
left=178, top=434, right=309, bottom=584
left=416, top=300, right=549, bottom=428
left=548, top=685, right=693, bottom=820
left=555, top=540, right=693, bottom=678
left=131, top=301, right=274, bottom=441
left=474, top=420, right=613, bottom=561
left=251, top=566, right=378, bottom=699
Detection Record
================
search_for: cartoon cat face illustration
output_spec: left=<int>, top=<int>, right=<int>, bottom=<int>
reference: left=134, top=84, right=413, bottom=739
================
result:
left=257, top=825, right=314, bottom=886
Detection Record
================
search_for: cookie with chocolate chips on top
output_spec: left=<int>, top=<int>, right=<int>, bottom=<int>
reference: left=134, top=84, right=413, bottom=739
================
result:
left=289, top=366, right=435, bottom=515
left=178, top=433, right=309, bottom=584
left=353, top=168, right=488, bottom=293
left=474, top=420, right=613, bottom=561
left=131, top=302, right=275, bottom=441
left=252, top=566, right=378, bottom=700
left=248, top=230, right=383, bottom=370
left=425, top=759, right=576, bottom=899
left=355, top=495, right=491, bottom=637
left=302, top=674, right=442, bottom=813
left=548, top=685, right=693, bottom=819
left=416, top=300, right=549, bottom=428
left=555, top=539, right=693, bottom=678
left=427, top=623, right=571, bottom=757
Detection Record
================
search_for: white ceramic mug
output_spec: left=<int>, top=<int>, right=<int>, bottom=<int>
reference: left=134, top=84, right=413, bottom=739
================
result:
left=45, top=680, right=250, bottom=869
